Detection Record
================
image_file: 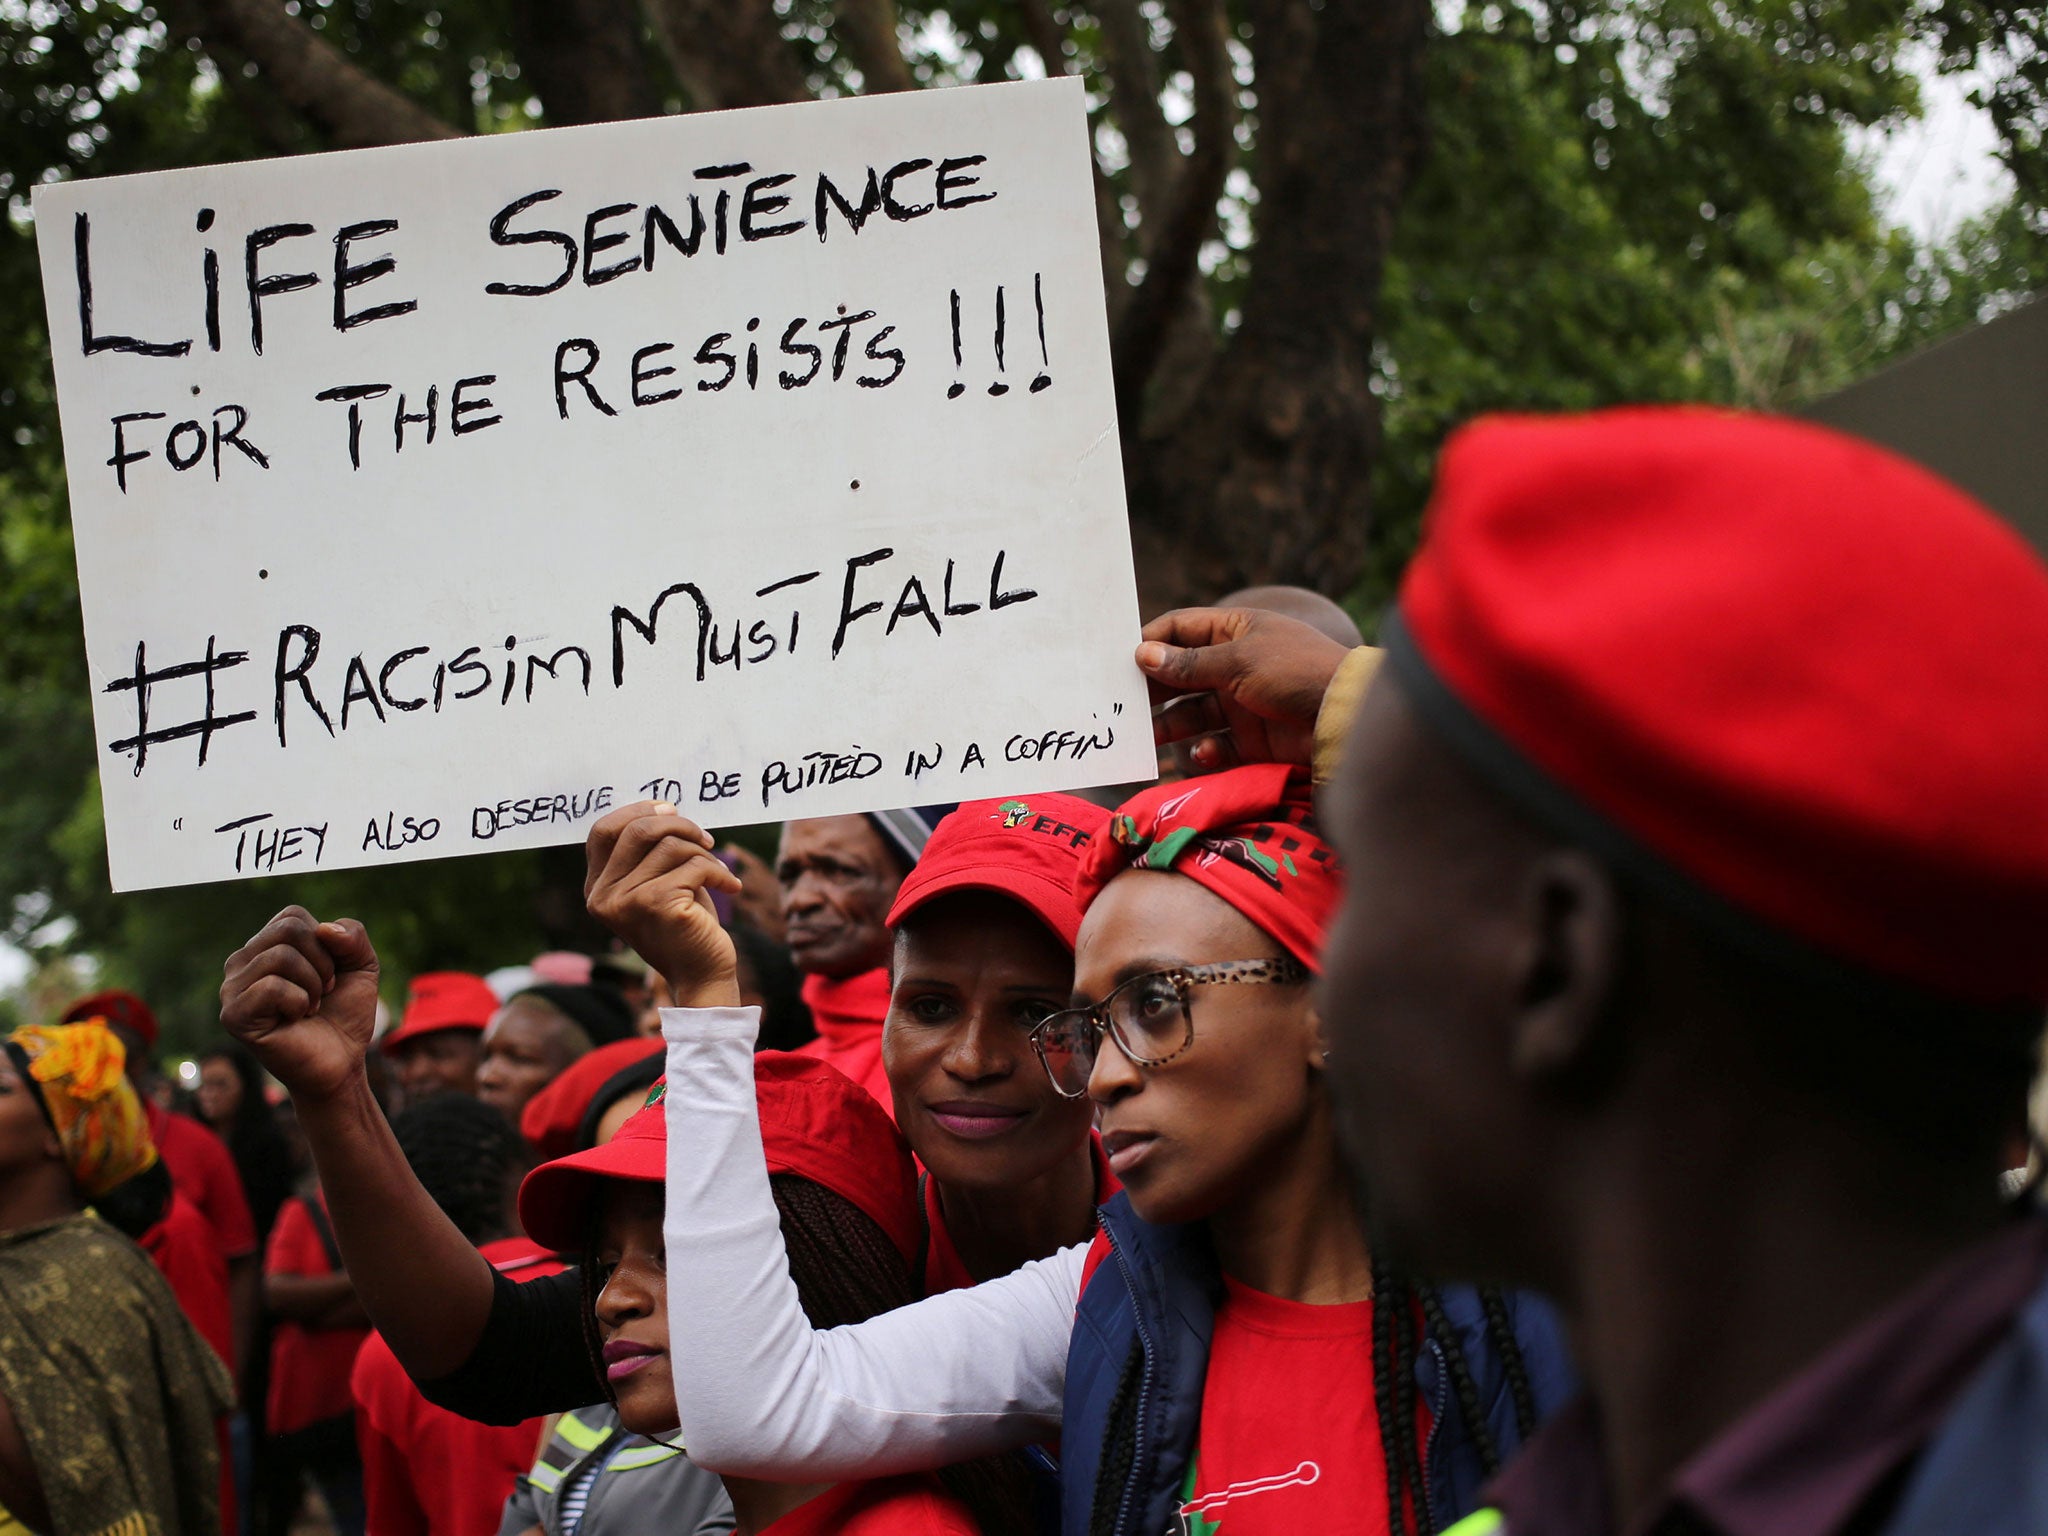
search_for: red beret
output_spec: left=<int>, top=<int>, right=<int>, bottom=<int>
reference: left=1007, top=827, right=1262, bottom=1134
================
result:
left=889, top=794, right=1110, bottom=949
left=61, top=989, right=157, bottom=1049
left=1391, top=406, right=2048, bottom=1010
left=519, top=1053, right=922, bottom=1269
left=381, top=971, right=497, bottom=1052
left=518, top=1036, right=663, bottom=1161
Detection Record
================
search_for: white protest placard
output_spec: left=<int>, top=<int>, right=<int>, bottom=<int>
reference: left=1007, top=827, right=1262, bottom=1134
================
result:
left=35, top=78, right=1155, bottom=892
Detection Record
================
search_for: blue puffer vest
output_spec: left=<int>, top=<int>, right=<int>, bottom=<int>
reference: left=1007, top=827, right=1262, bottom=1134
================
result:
left=1059, top=1192, right=1578, bottom=1536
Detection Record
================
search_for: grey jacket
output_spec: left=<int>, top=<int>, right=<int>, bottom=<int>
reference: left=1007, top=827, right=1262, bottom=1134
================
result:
left=498, top=1401, right=733, bottom=1536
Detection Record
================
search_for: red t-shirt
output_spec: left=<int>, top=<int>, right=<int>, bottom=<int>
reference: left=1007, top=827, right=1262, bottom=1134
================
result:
left=1172, top=1277, right=1430, bottom=1536
left=139, top=1189, right=234, bottom=1370
left=265, top=1193, right=370, bottom=1435
left=794, top=969, right=895, bottom=1119
left=924, top=1137, right=1121, bottom=1295
left=138, top=1191, right=238, bottom=1535
left=149, top=1103, right=258, bottom=1260
left=352, top=1238, right=565, bottom=1536
left=760, top=1475, right=979, bottom=1536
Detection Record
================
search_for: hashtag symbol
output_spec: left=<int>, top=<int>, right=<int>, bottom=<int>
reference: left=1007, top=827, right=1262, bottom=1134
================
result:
left=103, top=637, right=258, bottom=775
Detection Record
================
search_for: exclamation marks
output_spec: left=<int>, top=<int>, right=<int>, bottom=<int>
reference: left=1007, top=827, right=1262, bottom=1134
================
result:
left=947, top=276, right=1052, bottom=399
left=989, top=285, right=1009, bottom=396
left=947, top=289, right=965, bottom=399
left=1030, top=272, right=1051, bottom=393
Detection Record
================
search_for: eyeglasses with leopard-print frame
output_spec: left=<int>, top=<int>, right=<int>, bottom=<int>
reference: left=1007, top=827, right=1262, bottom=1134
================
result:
left=1027, top=958, right=1311, bottom=1099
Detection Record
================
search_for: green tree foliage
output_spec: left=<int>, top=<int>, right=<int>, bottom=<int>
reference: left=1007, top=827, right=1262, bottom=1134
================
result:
left=1360, top=0, right=2048, bottom=617
left=1, top=0, right=2041, bottom=1045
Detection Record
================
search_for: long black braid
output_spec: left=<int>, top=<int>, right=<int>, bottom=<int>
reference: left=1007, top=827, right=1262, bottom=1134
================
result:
left=1370, top=1255, right=1415, bottom=1536
left=1391, top=1266, right=1430, bottom=1533
left=1371, top=1265, right=1545, bottom=1536
left=1478, top=1286, right=1539, bottom=1441
left=1419, top=1285, right=1499, bottom=1473
left=389, top=1095, right=526, bottom=1245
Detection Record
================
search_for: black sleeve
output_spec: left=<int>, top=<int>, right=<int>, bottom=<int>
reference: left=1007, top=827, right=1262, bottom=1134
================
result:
left=415, top=1264, right=602, bottom=1424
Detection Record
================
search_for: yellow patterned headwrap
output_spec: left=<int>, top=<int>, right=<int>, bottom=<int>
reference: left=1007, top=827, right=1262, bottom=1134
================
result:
left=4, top=1020, right=158, bottom=1198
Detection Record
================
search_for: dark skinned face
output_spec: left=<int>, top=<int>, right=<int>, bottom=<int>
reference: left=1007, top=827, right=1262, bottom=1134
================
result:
left=476, top=1000, right=591, bottom=1120
left=0, top=1057, right=61, bottom=1180
left=1077, top=872, right=1321, bottom=1227
left=195, top=1058, right=243, bottom=1129
left=776, top=816, right=905, bottom=979
left=388, top=1028, right=483, bottom=1103
left=591, top=1181, right=676, bottom=1435
left=1319, top=675, right=1541, bottom=1278
left=884, top=892, right=1089, bottom=1194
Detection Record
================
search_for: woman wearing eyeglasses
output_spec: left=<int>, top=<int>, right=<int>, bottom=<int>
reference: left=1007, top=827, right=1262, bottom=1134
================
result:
left=619, top=765, right=1577, bottom=1536
left=211, top=794, right=1114, bottom=1451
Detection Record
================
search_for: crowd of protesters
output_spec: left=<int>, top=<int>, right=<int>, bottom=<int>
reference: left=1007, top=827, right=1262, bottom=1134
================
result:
left=2, top=407, right=2045, bottom=1536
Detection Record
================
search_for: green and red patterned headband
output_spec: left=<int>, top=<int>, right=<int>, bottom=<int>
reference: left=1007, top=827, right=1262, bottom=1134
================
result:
left=1077, top=764, right=1340, bottom=972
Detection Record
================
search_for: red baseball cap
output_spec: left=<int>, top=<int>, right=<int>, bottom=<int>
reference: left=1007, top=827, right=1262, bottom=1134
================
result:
left=381, top=971, right=498, bottom=1053
left=519, top=1036, right=664, bottom=1161
left=1390, top=406, right=2048, bottom=1010
left=888, top=794, right=1110, bottom=950
left=519, top=1052, right=922, bottom=1266
left=61, top=989, right=157, bottom=1049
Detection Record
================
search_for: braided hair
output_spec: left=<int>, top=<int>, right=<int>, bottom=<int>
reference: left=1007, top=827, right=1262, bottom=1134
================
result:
left=389, top=1095, right=527, bottom=1246
left=1371, top=1266, right=1542, bottom=1536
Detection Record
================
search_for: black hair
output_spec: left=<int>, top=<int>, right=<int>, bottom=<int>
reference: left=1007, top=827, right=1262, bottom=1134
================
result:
left=578, top=1173, right=1033, bottom=1536
left=731, top=922, right=816, bottom=1053
left=1372, top=1267, right=1540, bottom=1536
left=510, top=983, right=636, bottom=1048
left=197, top=1042, right=294, bottom=1239
left=571, top=1052, right=665, bottom=1154
left=389, top=1096, right=527, bottom=1246
left=95, top=1158, right=173, bottom=1241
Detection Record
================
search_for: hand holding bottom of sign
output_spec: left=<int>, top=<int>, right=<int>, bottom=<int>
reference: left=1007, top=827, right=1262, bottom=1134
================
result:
left=1136, top=607, right=1354, bottom=772
left=586, top=803, right=745, bottom=1010
left=220, top=906, right=380, bottom=1104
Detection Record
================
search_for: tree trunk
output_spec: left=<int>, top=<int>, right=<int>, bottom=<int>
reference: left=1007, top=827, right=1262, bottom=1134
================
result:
left=641, top=0, right=812, bottom=110
left=184, top=0, right=463, bottom=147
left=506, top=0, right=666, bottom=126
left=1121, top=0, right=1431, bottom=613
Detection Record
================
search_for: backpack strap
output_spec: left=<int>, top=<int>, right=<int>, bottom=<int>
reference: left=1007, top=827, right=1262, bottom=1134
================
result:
left=300, top=1194, right=344, bottom=1273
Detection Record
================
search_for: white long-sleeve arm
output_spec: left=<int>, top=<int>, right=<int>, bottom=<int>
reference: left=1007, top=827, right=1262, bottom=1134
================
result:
left=660, top=1006, right=1084, bottom=1479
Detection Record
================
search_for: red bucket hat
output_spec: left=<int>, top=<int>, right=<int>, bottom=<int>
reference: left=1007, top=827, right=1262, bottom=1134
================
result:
left=519, top=1052, right=922, bottom=1267
left=1077, top=764, right=1341, bottom=973
left=1389, top=406, right=2048, bottom=1010
left=888, top=794, right=1110, bottom=949
left=61, top=989, right=157, bottom=1050
left=381, top=971, right=498, bottom=1053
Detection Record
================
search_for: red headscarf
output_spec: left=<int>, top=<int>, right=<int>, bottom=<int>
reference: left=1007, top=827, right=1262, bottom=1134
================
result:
left=1077, top=764, right=1341, bottom=971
